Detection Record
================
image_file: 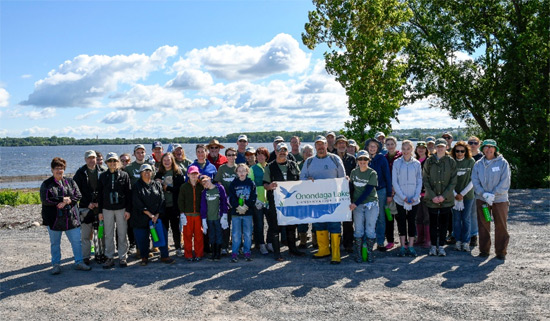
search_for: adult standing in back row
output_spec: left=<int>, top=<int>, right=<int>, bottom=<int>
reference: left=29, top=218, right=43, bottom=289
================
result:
left=471, top=139, right=511, bottom=260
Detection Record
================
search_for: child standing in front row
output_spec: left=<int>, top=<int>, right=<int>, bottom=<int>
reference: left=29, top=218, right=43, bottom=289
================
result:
left=199, top=175, right=229, bottom=261
left=227, top=164, right=257, bottom=262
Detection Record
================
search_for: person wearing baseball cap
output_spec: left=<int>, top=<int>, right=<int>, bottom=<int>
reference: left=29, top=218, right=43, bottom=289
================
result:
left=325, top=131, right=337, bottom=154
left=172, top=143, right=192, bottom=173
left=151, top=141, right=164, bottom=170
left=235, top=134, right=249, bottom=164
left=300, top=135, right=346, bottom=264
left=206, top=139, right=228, bottom=170
left=347, top=139, right=359, bottom=157
left=73, top=149, right=106, bottom=265
left=268, top=136, right=297, bottom=163
left=442, top=132, right=453, bottom=152
left=425, top=136, right=436, bottom=155
left=178, top=165, right=207, bottom=261
left=97, top=152, right=132, bottom=268
left=334, top=135, right=357, bottom=253
left=375, top=132, right=388, bottom=156
left=472, top=139, right=511, bottom=260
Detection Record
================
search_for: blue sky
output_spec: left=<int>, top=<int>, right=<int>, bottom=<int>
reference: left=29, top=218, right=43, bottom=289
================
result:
left=0, top=0, right=464, bottom=139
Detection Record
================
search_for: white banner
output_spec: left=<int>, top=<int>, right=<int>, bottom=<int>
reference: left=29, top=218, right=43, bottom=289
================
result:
left=274, top=178, right=351, bottom=226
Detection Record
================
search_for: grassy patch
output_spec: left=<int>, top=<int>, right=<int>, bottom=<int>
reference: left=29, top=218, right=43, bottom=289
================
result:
left=0, top=190, right=41, bottom=206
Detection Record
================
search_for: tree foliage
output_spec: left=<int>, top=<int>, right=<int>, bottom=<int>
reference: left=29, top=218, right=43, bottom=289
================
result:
left=303, top=0, right=412, bottom=143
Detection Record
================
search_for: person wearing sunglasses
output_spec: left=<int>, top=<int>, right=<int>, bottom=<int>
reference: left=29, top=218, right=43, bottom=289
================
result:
left=442, top=132, right=453, bottom=153
left=214, top=147, right=239, bottom=255
left=466, top=136, right=482, bottom=248
left=451, top=142, right=475, bottom=252
left=206, top=139, right=228, bottom=170
left=468, top=136, right=483, bottom=162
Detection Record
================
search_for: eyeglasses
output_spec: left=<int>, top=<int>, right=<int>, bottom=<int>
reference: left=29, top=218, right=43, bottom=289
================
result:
left=468, top=141, right=479, bottom=145
left=455, top=150, right=466, bottom=153
left=238, top=140, right=247, bottom=143
left=209, top=146, right=219, bottom=150
left=107, top=159, right=118, bottom=163
left=443, top=136, right=452, bottom=140
left=227, top=154, right=237, bottom=157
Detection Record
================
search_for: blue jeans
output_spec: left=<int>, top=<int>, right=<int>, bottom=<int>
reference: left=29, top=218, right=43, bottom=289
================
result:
left=253, top=207, right=265, bottom=246
left=207, top=220, right=223, bottom=245
left=312, top=222, right=341, bottom=233
left=375, top=188, right=387, bottom=245
left=470, top=198, right=478, bottom=237
left=353, top=202, right=379, bottom=239
left=232, top=215, right=252, bottom=255
left=452, top=198, right=474, bottom=244
left=133, top=227, right=169, bottom=259
left=47, top=226, right=83, bottom=266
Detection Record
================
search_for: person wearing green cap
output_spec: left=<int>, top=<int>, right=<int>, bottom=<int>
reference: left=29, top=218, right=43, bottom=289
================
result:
left=471, top=139, right=511, bottom=260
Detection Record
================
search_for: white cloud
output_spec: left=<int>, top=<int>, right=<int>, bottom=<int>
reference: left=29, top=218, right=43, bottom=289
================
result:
left=393, top=98, right=465, bottom=129
left=21, top=45, right=178, bottom=108
left=75, top=110, right=100, bottom=120
left=26, top=107, right=56, bottom=120
left=101, top=109, right=136, bottom=124
left=166, top=69, right=214, bottom=89
left=21, top=126, right=53, bottom=136
left=0, top=88, right=10, bottom=107
left=21, top=74, right=32, bottom=79
left=174, top=33, right=310, bottom=81
left=107, top=84, right=207, bottom=111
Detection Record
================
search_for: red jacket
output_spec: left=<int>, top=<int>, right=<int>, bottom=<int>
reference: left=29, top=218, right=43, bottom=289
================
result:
left=207, top=154, right=228, bottom=170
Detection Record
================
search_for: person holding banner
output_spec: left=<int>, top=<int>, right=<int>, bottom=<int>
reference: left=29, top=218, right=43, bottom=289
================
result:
left=264, top=142, right=306, bottom=261
left=300, top=135, right=346, bottom=264
left=131, top=164, right=175, bottom=266
left=349, top=150, right=379, bottom=263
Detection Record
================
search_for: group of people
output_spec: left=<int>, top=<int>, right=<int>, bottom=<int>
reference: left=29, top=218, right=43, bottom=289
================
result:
left=40, top=131, right=511, bottom=274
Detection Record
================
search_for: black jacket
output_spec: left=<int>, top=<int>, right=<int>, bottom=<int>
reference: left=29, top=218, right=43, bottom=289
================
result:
left=98, top=169, right=132, bottom=212
left=338, top=152, right=357, bottom=176
left=73, top=164, right=105, bottom=223
left=264, top=160, right=300, bottom=212
left=267, top=151, right=296, bottom=164
left=40, top=176, right=82, bottom=230
left=130, top=179, right=165, bottom=229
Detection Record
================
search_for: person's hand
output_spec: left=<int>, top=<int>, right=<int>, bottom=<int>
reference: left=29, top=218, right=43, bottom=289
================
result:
left=57, top=202, right=65, bottom=209
left=455, top=194, right=463, bottom=201
left=255, top=200, right=264, bottom=210
left=268, top=182, right=278, bottom=190
left=180, top=213, right=187, bottom=226
left=124, top=211, right=131, bottom=220
left=152, top=214, right=159, bottom=224
left=98, top=213, right=104, bottom=220
left=88, top=203, right=96, bottom=210
left=220, top=214, right=229, bottom=230
left=345, top=176, right=350, bottom=181
left=432, top=197, right=440, bottom=204
left=63, top=197, right=71, bottom=204
left=202, top=218, right=208, bottom=234
left=349, top=203, right=357, bottom=211
left=438, top=196, right=445, bottom=203
left=386, top=197, right=392, bottom=205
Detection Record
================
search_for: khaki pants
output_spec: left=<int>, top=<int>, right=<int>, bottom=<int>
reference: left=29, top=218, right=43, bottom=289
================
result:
left=103, top=208, right=128, bottom=260
left=476, top=200, right=510, bottom=256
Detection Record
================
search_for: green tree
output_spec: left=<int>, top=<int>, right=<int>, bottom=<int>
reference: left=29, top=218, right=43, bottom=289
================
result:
left=302, top=0, right=412, bottom=144
left=404, top=0, right=549, bottom=187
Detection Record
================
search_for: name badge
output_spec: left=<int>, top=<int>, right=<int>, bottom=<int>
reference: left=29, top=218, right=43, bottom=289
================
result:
left=492, top=167, right=500, bottom=172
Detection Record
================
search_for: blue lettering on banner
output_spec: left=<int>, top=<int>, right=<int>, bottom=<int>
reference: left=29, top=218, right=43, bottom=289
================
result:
left=279, top=204, right=339, bottom=220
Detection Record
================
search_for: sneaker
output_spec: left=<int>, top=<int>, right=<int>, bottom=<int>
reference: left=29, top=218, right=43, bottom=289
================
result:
left=462, top=244, right=471, bottom=252
left=176, top=249, right=184, bottom=257
left=408, top=247, right=418, bottom=257
left=103, top=258, right=115, bottom=269
left=455, top=241, right=462, bottom=251
left=244, top=253, right=252, bottom=261
left=140, top=259, right=148, bottom=266
left=193, top=257, right=201, bottom=262
left=259, top=244, right=268, bottom=255
left=230, top=254, right=238, bottom=263
left=152, top=247, right=160, bottom=253
left=221, top=248, right=228, bottom=255
left=446, top=236, right=457, bottom=245
left=470, top=235, right=478, bottom=247
left=377, top=244, right=387, bottom=252
left=428, top=246, right=437, bottom=256
left=51, top=264, right=61, bottom=275
left=83, top=258, right=91, bottom=266
left=266, top=243, right=274, bottom=252
left=119, top=260, right=128, bottom=268
left=186, top=257, right=193, bottom=262
left=478, top=252, right=489, bottom=258
left=385, top=242, right=395, bottom=250
left=161, top=257, right=176, bottom=264
left=75, top=262, right=92, bottom=271
left=438, top=246, right=446, bottom=257
left=397, top=246, right=407, bottom=257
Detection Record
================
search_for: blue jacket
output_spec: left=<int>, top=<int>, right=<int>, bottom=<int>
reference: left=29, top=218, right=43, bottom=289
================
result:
left=191, top=159, right=217, bottom=180
left=365, top=138, right=392, bottom=197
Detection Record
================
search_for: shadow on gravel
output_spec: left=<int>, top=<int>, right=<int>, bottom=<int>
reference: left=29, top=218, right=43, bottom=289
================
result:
left=507, top=189, right=550, bottom=226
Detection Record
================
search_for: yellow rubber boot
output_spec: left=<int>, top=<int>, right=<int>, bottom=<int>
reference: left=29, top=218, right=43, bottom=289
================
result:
left=313, top=230, right=330, bottom=258
left=330, top=233, right=341, bottom=264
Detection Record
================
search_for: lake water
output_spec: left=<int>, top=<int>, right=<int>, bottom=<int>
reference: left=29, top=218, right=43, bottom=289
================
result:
left=0, top=141, right=406, bottom=189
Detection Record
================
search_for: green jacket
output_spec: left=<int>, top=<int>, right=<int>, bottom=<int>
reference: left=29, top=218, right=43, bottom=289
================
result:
left=423, top=154, right=457, bottom=208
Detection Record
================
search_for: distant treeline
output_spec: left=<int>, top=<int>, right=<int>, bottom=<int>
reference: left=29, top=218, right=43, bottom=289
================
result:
left=0, top=128, right=467, bottom=147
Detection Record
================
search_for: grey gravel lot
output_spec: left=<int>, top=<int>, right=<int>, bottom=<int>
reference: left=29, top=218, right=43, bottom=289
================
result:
left=1, top=189, right=549, bottom=320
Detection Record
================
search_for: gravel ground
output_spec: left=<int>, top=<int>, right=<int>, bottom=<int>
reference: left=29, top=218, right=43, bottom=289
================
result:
left=1, top=189, right=549, bottom=320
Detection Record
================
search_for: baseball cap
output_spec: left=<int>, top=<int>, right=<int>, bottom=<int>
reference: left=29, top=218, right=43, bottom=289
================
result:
left=356, top=150, right=370, bottom=161
left=315, top=135, right=327, bottom=143
left=273, top=136, right=284, bottom=143
left=335, top=135, right=348, bottom=144
left=172, top=143, right=182, bottom=150
left=435, top=138, right=447, bottom=147
left=237, top=134, right=248, bottom=142
left=134, top=144, right=146, bottom=152
left=106, top=152, right=119, bottom=162
left=348, top=139, right=358, bottom=147
left=425, top=136, right=436, bottom=143
left=276, top=142, right=288, bottom=152
left=84, top=150, right=97, bottom=158
left=375, top=132, right=385, bottom=139
left=245, top=146, right=256, bottom=154
left=187, top=165, right=200, bottom=175
left=152, top=141, right=162, bottom=149
left=139, top=164, right=153, bottom=172
left=325, top=131, right=336, bottom=138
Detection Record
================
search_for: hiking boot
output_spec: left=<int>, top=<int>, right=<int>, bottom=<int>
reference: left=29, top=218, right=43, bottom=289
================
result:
left=176, top=249, right=184, bottom=257
left=428, top=246, right=437, bottom=256
left=103, top=258, right=115, bottom=269
left=455, top=241, right=462, bottom=251
left=161, top=257, right=176, bottom=264
left=259, top=244, right=268, bottom=255
left=377, top=244, right=387, bottom=252
left=193, top=257, right=201, bottom=262
left=408, top=247, right=418, bottom=257
left=397, top=246, right=407, bottom=257
left=437, top=246, right=446, bottom=257
left=51, top=264, right=61, bottom=275
left=496, top=254, right=506, bottom=260
left=119, top=260, right=128, bottom=268
left=75, top=262, right=91, bottom=271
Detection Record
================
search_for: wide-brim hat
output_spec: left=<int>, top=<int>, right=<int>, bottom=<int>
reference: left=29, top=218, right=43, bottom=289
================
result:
left=335, top=135, right=348, bottom=145
left=480, top=139, right=499, bottom=152
left=206, top=139, right=225, bottom=149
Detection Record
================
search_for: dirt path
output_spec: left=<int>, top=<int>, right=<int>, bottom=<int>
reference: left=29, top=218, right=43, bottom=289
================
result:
left=1, top=189, right=549, bottom=320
